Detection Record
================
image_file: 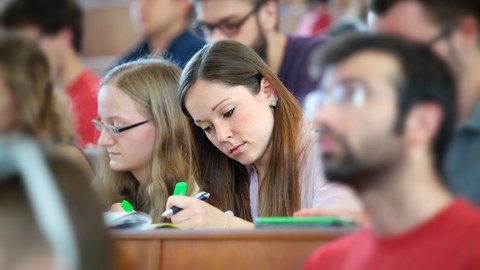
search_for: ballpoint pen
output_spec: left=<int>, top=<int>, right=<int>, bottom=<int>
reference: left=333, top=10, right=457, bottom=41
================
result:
left=161, top=191, right=210, bottom=217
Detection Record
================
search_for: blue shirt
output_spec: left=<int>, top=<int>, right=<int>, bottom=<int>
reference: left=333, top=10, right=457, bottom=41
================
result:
left=114, top=29, right=206, bottom=68
left=444, top=101, right=480, bottom=205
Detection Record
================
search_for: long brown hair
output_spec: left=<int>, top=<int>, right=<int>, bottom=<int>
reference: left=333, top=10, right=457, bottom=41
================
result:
left=179, top=40, right=304, bottom=221
left=94, top=59, right=196, bottom=222
left=0, top=32, right=74, bottom=144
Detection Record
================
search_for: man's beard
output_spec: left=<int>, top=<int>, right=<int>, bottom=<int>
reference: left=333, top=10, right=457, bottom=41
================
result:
left=321, top=128, right=402, bottom=192
left=321, top=131, right=363, bottom=184
left=251, top=19, right=268, bottom=63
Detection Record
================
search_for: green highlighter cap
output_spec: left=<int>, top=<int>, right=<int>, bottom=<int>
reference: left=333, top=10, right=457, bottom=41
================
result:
left=173, top=182, right=188, bottom=196
left=121, top=200, right=134, bottom=212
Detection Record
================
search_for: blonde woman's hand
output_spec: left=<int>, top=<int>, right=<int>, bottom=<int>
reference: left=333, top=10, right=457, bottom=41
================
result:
left=109, top=202, right=126, bottom=212
left=165, top=195, right=232, bottom=229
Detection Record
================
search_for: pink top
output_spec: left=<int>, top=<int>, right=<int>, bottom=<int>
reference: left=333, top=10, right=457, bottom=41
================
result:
left=247, top=130, right=361, bottom=219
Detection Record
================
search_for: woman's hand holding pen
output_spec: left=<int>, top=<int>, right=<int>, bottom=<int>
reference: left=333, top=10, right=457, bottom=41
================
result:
left=165, top=196, right=229, bottom=229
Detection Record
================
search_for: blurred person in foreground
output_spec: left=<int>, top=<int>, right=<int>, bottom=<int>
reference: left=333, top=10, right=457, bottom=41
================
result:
left=0, top=139, right=112, bottom=270
left=304, top=34, right=480, bottom=269
left=368, top=0, right=480, bottom=205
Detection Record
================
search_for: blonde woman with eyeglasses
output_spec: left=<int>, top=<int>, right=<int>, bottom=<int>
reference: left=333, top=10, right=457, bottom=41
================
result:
left=93, top=59, right=197, bottom=223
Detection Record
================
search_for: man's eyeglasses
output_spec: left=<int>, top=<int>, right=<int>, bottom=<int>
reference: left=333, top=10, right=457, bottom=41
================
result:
left=92, top=118, right=151, bottom=137
left=317, top=80, right=369, bottom=108
left=192, top=0, right=265, bottom=38
left=427, top=21, right=457, bottom=46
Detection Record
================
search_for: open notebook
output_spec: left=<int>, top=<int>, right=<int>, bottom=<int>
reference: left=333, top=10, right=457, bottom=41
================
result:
left=104, top=212, right=180, bottom=230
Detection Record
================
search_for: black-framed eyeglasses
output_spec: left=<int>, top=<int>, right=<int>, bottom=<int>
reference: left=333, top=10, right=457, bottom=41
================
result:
left=192, top=0, right=265, bottom=38
left=92, top=118, right=151, bottom=137
left=427, top=21, right=458, bottom=46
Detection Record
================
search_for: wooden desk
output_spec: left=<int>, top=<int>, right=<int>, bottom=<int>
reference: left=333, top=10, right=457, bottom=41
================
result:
left=112, top=228, right=352, bottom=270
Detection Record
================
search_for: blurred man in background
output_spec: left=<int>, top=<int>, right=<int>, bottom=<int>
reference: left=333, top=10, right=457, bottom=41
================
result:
left=114, top=0, right=205, bottom=69
left=192, top=0, right=327, bottom=104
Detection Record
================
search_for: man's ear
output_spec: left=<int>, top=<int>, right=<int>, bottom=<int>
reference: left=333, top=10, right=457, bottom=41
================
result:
left=257, top=1, right=278, bottom=33
left=456, top=16, right=479, bottom=52
left=404, top=103, right=442, bottom=148
left=260, top=77, right=276, bottom=100
left=58, top=28, right=73, bottom=48
left=175, top=0, right=191, bottom=18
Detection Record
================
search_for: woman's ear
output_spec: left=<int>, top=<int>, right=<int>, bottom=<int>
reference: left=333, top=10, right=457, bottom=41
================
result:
left=260, top=77, right=276, bottom=100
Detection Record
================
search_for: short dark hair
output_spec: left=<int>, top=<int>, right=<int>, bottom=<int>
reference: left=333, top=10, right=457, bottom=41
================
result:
left=314, top=33, right=457, bottom=173
left=369, top=0, right=480, bottom=27
left=0, top=0, right=84, bottom=52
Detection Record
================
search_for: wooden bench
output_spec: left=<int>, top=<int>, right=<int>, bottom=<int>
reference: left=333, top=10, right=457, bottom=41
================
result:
left=112, top=228, right=352, bottom=270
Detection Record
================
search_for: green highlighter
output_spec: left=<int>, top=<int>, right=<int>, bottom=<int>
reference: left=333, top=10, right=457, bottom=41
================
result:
left=173, top=182, right=188, bottom=196
left=121, top=200, right=135, bottom=212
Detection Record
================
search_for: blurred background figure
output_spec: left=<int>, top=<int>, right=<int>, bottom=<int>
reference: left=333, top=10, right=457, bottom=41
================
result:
left=368, top=0, right=480, bottom=205
left=113, top=0, right=205, bottom=69
left=0, top=0, right=99, bottom=149
left=0, top=138, right=112, bottom=270
left=297, top=0, right=369, bottom=120
left=191, top=0, right=328, bottom=104
left=0, top=31, right=94, bottom=178
left=295, top=0, right=332, bottom=36
left=296, top=0, right=368, bottom=37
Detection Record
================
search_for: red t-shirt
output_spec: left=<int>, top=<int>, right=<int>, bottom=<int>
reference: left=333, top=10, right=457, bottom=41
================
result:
left=304, top=199, right=480, bottom=270
left=65, top=69, right=100, bottom=149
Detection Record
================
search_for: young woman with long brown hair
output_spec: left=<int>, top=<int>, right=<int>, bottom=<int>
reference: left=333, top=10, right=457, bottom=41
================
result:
left=166, top=40, right=359, bottom=228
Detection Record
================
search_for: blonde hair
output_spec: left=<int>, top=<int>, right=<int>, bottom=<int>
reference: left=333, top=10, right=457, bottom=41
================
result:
left=0, top=32, right=74, bottom=143
left=94, top=59, right=196, bottom=222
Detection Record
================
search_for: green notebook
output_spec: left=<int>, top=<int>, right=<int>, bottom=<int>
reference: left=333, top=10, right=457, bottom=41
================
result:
left=254, top=216, right=356, bottom=228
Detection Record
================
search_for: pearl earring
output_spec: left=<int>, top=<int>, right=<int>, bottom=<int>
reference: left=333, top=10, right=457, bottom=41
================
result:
left=270, top=97, right=278, bottom=107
